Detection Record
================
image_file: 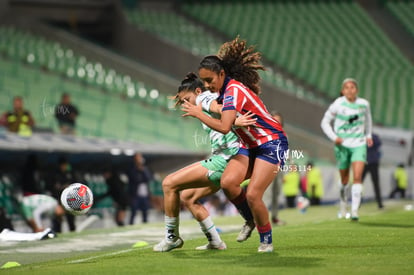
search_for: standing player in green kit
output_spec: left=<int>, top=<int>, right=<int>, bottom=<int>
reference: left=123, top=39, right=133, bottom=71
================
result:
left=321, top=78, right=373, bottom=221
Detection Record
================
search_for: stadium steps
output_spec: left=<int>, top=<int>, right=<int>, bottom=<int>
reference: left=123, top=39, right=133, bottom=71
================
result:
left=180, top=0, right=413, bottom=130
left=0, top=58, right=204, bottom=150
left=385, top=0, right=414, bottom=37
left=0, top=25, right=207, bottom=151
left=0, top=25, right=172, bottom=110
left=123, top=5, right=328, bottom=107
left=358, top=0, right=414, bottom=63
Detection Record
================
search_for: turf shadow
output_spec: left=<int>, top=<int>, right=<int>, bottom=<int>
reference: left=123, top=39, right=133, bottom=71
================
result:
left=358, top=221, right=414, bottom=228
left=170, top=250, right=323, bottom=268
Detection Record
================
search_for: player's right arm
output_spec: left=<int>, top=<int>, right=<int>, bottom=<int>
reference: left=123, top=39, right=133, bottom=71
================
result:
left=197, top=90, right=255, bottom=127
left=321, top=101, right=341, bottom=144
left=208, top=100, right=222, bottom=114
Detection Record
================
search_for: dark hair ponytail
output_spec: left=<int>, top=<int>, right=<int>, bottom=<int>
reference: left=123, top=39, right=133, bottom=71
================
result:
left=198, top=55, right=223, bottom=74
left=172, top=72, right=205, bottom=107
left=177, top=72, right=205, bottom=93
left=199, top=37, right=265, bottom=94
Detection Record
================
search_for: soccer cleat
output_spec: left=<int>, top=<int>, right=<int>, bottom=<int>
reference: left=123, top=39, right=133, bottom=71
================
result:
left=196, top=241, right=227, bottom=250
left=351, top=211, right=359, bottom=221
left=350, top=209, right=359, bottom=221
left=153, top=237, right=184, bottom=252
left=351, top=216, right=359, bottom=222
left=236, top=220, right=255, bottom=242
left=337, top=211, right=351, bottom=219
left=40, top=228, right=57, bottom=240
left=338, top=200, right=347, bottom=218
left=258, top=243, right=274, bottom=253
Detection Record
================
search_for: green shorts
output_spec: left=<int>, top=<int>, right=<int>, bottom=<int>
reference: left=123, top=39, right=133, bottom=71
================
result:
left=200, top=155, right=228, bottom=187
left=334, top=145, right=367, bottom=170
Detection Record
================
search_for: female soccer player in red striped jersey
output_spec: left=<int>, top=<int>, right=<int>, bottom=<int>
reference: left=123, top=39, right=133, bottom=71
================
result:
left=182, top=37, right=288, bottom=253
left=154, top=73, right=256, bottom=252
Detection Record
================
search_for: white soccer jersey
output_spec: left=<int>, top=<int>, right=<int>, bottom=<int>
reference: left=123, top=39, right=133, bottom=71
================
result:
left=21, top=194, right=58, bottom=229
left=196, top=91, right=239, bottom=160
left=321, top=96, right=372, bottom=148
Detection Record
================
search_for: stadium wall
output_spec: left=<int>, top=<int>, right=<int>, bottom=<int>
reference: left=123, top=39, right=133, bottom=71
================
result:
left=263, top=165, right=414, bottom=208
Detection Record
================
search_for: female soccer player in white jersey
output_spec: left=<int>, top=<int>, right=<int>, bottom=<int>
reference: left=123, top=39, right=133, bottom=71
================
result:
left=20, top=194, right=64, bottom=233
left=153, top=73, right=255, bottom=252
left=182, top=37, right=288, bottom=253
left=321, top=78, right=373, bottom=221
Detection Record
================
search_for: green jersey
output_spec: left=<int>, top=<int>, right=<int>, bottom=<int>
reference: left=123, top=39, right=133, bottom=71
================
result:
left=196, top=91, right=239, bottom=160
left=21, top=194, right=58, bottom=220
left=321, top=96, right=372, bottom=148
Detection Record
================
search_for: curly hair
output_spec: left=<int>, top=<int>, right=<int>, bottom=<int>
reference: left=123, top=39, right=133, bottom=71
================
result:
left=199, top=36, right=265, bottom=94
left=172, top=72, right=205, bottom=107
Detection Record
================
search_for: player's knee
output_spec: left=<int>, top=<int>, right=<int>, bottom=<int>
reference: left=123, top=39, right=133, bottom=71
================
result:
left=180, top=192, right=191, bottom=205
left=245, top=189, right=261, bottom=205
left=162, top=176, right=176, bottom=192
left=181, top=193, right=198, bottom=210
left=220, top=174, right=239, bottom=191
left=181, top=199, right=192, bottom=209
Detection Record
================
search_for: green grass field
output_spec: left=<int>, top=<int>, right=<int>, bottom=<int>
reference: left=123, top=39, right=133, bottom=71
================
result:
left=1, top=201, right=414, bottom=275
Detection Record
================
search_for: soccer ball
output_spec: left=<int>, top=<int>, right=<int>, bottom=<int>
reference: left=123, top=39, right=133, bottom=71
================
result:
left=297, top=196, right=310, bottom=213
left=60, top=183, right=94, bottom=216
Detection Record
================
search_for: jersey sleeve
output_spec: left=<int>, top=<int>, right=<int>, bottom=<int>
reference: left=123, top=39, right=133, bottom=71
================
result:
left=320, top=101, right=338, bottom=142
left=364, top=101, right=373, bottom=139
left=222, top=86, right=238, bottom=111
left=196, top=91, right=218, bottom=112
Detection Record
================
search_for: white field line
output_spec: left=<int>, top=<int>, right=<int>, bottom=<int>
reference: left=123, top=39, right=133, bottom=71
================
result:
left=67, top=245, right=151, bottom=264
left=67, top=224, right=243, bottom=264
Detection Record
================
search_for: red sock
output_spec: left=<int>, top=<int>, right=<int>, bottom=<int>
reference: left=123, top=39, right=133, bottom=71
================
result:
left=257, top=223, right=272, bottom=233
left=257, top=223, right=272, bottom=244
left=230, top=190, right=254, bottom=221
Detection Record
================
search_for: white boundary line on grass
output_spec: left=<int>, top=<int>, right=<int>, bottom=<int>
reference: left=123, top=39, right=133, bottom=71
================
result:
left=67, top=246, right=150, bottom=264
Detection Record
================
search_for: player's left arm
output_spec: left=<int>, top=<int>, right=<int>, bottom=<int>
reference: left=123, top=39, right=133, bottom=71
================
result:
left=209, top=101, right=255, bottom=127
left=234, top=111, right=256, bottom=127
left=365, top=101, right=373, bottom=147
left=196, top=89, right=255, bottom=127
left=182, top=100, right=236, bottom=134
left=208, top=100, right=222, bottom=114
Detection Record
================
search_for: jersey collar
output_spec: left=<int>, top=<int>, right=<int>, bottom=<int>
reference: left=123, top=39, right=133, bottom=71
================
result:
left=218, top=76, right=232, bottom=103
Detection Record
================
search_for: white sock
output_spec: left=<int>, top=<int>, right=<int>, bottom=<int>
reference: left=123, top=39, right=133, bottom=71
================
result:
left=165, top=215, right=179, bottom=241
left=339, top=183, right=349, bottom=216
left=340, top=183, right=349, bottom=202
left=199, top=216, right=222, bottom=245
left=351, top=184, right=363, bottom=216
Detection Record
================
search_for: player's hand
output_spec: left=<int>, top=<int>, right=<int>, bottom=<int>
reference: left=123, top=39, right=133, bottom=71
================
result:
left=234, top=111, right=256, bottom=127
left=367, top=137, right=373, bottom=147
left=181, top=99, right=202, bottom=118
left=334, top=137, right=343, bottom=145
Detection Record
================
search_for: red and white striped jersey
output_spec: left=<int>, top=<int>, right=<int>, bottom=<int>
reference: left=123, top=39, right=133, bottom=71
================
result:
left=222, top=79, right=286, bottom=148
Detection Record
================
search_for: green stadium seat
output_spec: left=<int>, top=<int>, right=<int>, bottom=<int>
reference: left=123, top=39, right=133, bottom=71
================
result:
left=181, top=1, right=413, bottom=129
left=0, top=25, right=207, bottom=150
left=386, top=1, right=414, bottom=36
